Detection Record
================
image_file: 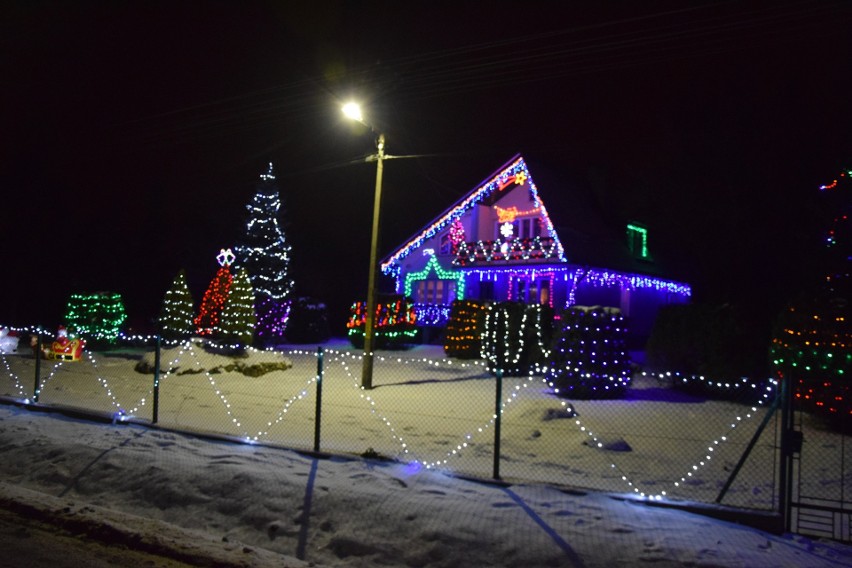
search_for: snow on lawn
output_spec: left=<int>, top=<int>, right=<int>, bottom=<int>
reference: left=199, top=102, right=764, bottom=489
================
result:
left=0, top=401, right=850, bottom=567
left=0, top=339, right=849, bottom=542
left=0, top=339, right=792, bottom=509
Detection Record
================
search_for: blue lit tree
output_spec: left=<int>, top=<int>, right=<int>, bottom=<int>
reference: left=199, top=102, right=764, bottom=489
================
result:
left=234, top=163, right=294, bottom=345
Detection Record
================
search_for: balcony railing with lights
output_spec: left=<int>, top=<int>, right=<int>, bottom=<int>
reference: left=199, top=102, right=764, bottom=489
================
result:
left=453, top=237, right=559, bottom=266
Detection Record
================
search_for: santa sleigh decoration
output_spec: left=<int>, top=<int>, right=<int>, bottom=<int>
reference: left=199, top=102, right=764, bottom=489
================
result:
left=39, top=326, right=86, bottom=361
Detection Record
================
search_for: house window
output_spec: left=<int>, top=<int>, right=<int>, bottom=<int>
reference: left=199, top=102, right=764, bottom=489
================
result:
left=627, top=223, right=649, bottom=259
left=537, top=278, right=550, bottom=305
left=514, top=278, right=528, bottom=302
left=415, top=280, right=457, bottom=304
left=494, top=217, right=541, bottom=240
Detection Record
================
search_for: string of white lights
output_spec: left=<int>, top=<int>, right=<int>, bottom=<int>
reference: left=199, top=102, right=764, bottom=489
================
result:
left=82, top=351, right=150, bottom=418
left=0, top=353, right=27, bottom=397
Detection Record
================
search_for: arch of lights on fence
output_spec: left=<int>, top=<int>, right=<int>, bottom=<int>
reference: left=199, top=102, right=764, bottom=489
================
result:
left=0, top=327, right=778, bottom=503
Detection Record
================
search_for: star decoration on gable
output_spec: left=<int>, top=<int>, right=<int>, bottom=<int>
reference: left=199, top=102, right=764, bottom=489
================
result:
left=514, top=171, right=527, bottom=185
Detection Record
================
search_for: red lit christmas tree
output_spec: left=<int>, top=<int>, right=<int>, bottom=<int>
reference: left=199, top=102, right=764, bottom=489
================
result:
left=194, top=249, right=235, bottom=336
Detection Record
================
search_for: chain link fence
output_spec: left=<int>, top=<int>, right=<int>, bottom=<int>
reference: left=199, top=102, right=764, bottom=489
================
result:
left=0, top=335, right=790, bottom=515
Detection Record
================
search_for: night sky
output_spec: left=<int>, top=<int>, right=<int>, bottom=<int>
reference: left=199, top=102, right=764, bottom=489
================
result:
left=2, top=1, right=851, bottom=335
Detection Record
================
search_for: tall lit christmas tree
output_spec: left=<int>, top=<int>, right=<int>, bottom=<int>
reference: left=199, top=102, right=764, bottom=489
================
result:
left=217, top=267, right=256, bottom=348
left=159, top=269, right=195, bottom=342
left=771, top=168, right=851, bottom=426
left=194, top=249, right=235, bottom=336
left=234, top=163, right=294, bottom=344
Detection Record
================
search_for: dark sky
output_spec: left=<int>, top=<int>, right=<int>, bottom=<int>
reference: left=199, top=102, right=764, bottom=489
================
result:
left=2, top=0, right=851, bottom=333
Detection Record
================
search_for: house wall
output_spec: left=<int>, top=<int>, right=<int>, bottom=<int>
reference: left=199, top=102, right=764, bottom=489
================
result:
left=474, top=181, right=538, bottom=241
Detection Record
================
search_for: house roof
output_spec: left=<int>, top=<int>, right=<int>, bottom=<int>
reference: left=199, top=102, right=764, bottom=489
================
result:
left=381, top=154, right=674, bottom=279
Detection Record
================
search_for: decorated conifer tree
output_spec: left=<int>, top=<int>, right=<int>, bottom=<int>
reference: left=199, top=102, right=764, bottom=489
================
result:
left=443, top=299, right=485, bottom=359
left=64, top=292, right=128, bottom=346
left=771, top=169, right=851, bottom=425
left=217, top=268, right=256, bottom=348
left=194, top=249, right=235, bottom=336
left=546, top=306, right=631, bottom=399
left=159, top=269, right=195, bottom=342
left=234, top=163, right=294, bottom=345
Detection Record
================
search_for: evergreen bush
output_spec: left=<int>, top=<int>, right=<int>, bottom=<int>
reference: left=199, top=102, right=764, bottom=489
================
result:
left=285, top=297, right=330, bottom=344
left=443, top=300, right=485, bottom=359
left=546, top=306, right=631, bottom=399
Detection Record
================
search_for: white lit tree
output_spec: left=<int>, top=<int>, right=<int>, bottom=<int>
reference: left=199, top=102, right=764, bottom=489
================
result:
left=234, top=163, right=294, bottom=344
left=159, top=269, right=195, bottom=342
left=217, top=268, right=256, bottom=348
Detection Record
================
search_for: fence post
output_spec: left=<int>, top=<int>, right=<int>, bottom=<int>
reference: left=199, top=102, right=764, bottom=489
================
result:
left=314, top=346, right=324, bottom=453
left=716, top=389, right=781, bottom=504
left=33, top=328, right=42, bottom=404
left=152, top=335, right=161, bottom=424
left=779, top=369, right=797, bottom=532
left=493, top=368, right=503, bottom=480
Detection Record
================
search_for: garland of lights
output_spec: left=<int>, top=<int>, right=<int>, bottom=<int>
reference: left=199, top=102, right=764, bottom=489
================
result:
left=160, top=269, right=195, bottom=342
left=413, top=303, right=453, bottom=327
left=453, top=236, right=560, bottom=266
left=449, top=217, right=465, bottom=254
left=233, top=163, right=294, bottom=341
left=626, top=223, right=649, bottom=259
left=443, top=300, right=486, bottom=358
left=0, top=353, right=28, bottom=397
left=215, top=267, right=256, bottom=347
left=460, top=266, right=692, bottom=308
left=194, top=251, right=234, bottom=336
left=347, top=299, right=418, bottom=346
left=546, top=307, right=631, bottom=399
left=507, top=271, right=556, bottom=307
left=2, top=328, right=781, bottom=503
left=770, top=167, right=851, bottom=421
left=481, top=303, right=532, bottom=375
left=381, top=156, right=566, bottom=276
left=494, top=205, right=541, bottom=223
left=64, top=292, right=128, bottom=344
left=403, top=254, right=466, bottom=300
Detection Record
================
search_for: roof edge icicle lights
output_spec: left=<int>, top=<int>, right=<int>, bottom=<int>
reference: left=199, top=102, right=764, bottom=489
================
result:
left=381, top=156, right=566, bottom=275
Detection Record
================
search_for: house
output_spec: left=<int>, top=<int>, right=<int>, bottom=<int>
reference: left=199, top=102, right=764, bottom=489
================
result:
left=380, top=155, right=691, bottom=344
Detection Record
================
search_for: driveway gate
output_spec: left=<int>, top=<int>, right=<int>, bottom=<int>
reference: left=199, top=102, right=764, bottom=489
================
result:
left=781, top=374, right=852, bottom=542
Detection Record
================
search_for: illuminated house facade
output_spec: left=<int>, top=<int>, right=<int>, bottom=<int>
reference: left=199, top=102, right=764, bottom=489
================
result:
left=380, top=155, right=692, bottom=341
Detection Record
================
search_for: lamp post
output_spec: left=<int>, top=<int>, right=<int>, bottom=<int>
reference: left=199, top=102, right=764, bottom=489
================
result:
left=343, top=102, right=384, bottom=390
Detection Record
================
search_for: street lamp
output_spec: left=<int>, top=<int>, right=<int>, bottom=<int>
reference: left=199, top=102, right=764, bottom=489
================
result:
left=343, top=101, right=384, bottom=390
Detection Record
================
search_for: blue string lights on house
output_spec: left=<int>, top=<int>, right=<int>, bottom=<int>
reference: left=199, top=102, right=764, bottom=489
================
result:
left=380, top=155, right=691, bottom=337
left=381, top=156, right=566, bottom=280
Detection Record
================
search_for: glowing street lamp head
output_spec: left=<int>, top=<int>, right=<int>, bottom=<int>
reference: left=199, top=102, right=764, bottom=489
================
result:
left=342, top=101, right=364, bottom=123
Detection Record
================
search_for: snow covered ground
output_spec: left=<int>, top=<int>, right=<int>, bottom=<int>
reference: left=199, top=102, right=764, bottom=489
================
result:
left=0, top=339, right=810, bottom=509
left=0, top=338, right=850, bottom=565
left=0, top=400, right=850, bottom=567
